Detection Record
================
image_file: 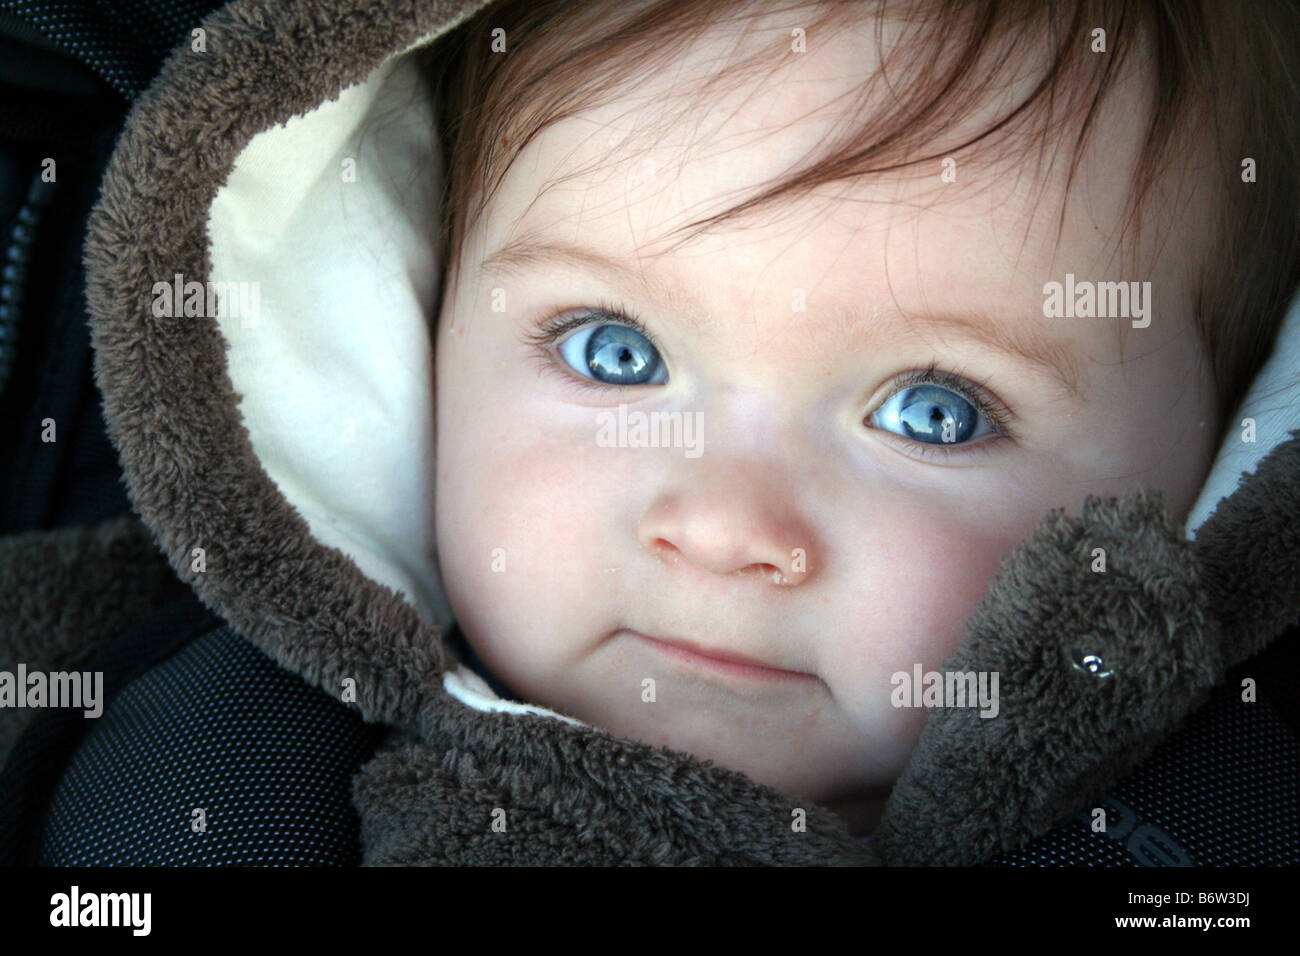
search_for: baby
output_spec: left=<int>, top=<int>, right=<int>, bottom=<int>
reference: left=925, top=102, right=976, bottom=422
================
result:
left=424, top=0, right=1290, bottom=834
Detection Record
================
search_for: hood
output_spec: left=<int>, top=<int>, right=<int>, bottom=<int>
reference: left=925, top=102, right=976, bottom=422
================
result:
left=82, top=0, right=1300, bottom=865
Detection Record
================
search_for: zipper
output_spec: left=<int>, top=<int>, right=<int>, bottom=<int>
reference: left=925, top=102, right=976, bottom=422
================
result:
left=0, top=169, right=57, bottom=398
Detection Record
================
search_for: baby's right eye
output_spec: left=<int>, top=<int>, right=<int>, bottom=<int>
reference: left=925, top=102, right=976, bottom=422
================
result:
left=556, top=321, right=668, bottom=386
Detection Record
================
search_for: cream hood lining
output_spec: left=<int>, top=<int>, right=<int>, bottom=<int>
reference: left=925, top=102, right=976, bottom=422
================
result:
left=209, top=47, right=453, bottom=636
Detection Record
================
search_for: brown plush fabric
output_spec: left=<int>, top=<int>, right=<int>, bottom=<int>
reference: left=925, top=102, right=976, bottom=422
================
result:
left=0, top=515, right=187, bottom=765
left=357, top=717, right=879, bottom=865
left=0, top=0, right=1288, bottom=864
left=82, top=0, right=487, bottom=735
left=1193, top=429, right=1300, bottom=669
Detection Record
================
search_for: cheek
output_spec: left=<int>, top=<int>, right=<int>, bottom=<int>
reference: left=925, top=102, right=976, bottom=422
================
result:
left=825, top=489, right=1033, bottom=702
left=435, top=382, right=615, bottom=677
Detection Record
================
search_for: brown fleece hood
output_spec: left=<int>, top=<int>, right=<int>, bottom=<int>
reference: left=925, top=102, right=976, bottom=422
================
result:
left=26, top=0, right=1300, bottom=864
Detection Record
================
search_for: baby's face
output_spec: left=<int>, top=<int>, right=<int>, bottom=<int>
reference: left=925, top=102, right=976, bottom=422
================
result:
left=434, top=15, right=1217, bottom=831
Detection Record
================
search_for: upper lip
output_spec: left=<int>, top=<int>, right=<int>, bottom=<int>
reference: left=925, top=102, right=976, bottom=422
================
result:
left=628, top=629, right=815, bottom=677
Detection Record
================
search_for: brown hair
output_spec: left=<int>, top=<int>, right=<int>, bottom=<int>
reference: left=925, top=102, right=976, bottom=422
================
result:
left=421, top=0, right=1300, bottom=431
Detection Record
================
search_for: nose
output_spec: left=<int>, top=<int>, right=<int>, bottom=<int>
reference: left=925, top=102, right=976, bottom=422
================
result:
left=637, top=456, right=818, bottom=586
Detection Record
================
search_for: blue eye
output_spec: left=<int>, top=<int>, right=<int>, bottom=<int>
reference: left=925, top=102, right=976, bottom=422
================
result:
left=871, top=383, right=994, bottom=445
left=556, top=322, right=667, bottom=386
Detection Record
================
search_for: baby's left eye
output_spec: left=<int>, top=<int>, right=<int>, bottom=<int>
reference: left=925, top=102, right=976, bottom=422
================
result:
left=556, top=322, right=668, bottom=386
left=870, top=383, right=996, bottom=445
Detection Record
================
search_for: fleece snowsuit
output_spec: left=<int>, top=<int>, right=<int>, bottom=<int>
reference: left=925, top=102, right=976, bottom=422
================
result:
left=1, top=0, right=1298, bottom=866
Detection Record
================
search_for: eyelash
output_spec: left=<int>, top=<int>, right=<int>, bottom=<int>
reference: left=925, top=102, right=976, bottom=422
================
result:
left=888, top=362, right=1014, bottom=437
left=868, top=363, right=1015, bottom=463
left=518, top=299, right=1017, bottom=454
left=521, top=296, right=655, bottom=352
left=520, top=297, right=660, bottom=397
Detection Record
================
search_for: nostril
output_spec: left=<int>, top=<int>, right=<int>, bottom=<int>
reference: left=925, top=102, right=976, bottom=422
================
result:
left=765, top=564, right=792, bottom=585
left=735, top=562, right=788, bottom=584
left=649, top=538, right=681, bottom=563
left=646, top=540, right=792, bottom=582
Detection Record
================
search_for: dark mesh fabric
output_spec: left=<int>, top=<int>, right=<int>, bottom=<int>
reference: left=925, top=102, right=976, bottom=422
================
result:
left=0, top=0, right=225, bottom=533
left=986, top=632, right=1300, bottom=866
left=0, top=0, right=225, bottom=99
left=37, top=625, right=388, bottom=866
left=0, top=586, right=210, bottom=864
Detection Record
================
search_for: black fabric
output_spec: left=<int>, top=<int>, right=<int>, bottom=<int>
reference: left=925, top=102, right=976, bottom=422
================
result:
left=0, top=0, right=225, bottom=100
left=987, top=624, right=1300, bottom=866
left=0, top=0, right=384, bottom=869
left=0, top=0, right=223, bottom=534
left=0, top=586, right=220, bottom=864
left=0, top=126, right=132, bottom=532
left=32, top=622, right=388, bottom=865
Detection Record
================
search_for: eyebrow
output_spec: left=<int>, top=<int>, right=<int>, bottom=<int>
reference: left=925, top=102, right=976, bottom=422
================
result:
left=890, top=308, right=1084, bottom=399
left=479, top=236, right=712, bottom=322
left=478, top=236, right=1083, bottom=399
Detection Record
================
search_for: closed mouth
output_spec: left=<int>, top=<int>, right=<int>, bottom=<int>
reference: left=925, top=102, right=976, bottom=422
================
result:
left=625, top=629, right=818, bottom=684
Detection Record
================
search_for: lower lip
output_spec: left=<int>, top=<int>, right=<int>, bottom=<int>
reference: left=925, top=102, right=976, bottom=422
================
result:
left=627, top=630, right=818, bottom=684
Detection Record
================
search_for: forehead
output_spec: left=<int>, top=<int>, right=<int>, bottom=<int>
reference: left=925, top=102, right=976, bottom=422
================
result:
left=464, top=6, right=1200, bottom=371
